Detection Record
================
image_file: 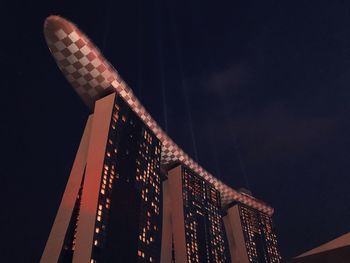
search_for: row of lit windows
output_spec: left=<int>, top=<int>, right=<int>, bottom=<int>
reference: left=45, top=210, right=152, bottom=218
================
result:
left=134, top=127, right=162, bottom=262
left=238, top=205, right=282, bottom=262
left=137, top=249, right=154, bottom=262
left=182, top=167, right=228, bottom=263
left=90, top=98, right=162, bottom=263
left=69, top=188, right=83, bottom=252
left=105, top=99, right=164, bottom=262
left=90, top=101, right=123, bottom=263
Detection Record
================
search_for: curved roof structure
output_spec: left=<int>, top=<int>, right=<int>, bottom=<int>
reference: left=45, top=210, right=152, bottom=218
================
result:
left=44, top=15, right=273, bottom=215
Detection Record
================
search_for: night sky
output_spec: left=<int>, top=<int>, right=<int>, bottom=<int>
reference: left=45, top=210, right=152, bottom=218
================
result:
left=2, top=0, right=350, bottom=262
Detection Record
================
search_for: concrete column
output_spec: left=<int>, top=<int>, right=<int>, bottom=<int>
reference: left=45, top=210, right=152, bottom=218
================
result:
left=73, top=93, right=116, bottom=263
left=41, top=114, right=93, bottom=263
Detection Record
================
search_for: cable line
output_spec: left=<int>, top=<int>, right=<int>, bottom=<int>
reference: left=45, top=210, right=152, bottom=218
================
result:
left=154, top=0, right=169, bottom=133
left=165, top=0, right=199, bottom=162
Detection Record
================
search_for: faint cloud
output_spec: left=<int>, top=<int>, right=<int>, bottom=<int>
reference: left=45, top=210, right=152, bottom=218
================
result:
left=197, top=100, right=339, bottom=164
left=206, top=64, right=252, bottom=95
left=232, top=103, right=340, bottom=162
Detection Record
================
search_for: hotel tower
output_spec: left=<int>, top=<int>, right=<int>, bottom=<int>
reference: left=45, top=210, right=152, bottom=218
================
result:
left=224, top=197, right=282, bottom=263
left=41, top=16, right=281, bottom=263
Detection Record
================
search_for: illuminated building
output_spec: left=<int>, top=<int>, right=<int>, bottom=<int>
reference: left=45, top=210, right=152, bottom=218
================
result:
left=161, top=164, right=230, bottom=263
left=41, top=15, right=280, bottom=263
left=224, top=199, right=282, bottom=263
left=288, top=232, right=350, bottom=263
left=41, top=92, right=162, bottom=263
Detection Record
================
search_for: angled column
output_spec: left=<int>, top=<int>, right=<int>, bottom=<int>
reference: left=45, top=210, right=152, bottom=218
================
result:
left=167, top=165, right=187, bottom=263
left=223, top=206, right=250, bottom=263
left=160, top=179, right=174, bottom=263
left=41, top=115, right=93, bottom=263
left=73, top=93, right=116, bottom=263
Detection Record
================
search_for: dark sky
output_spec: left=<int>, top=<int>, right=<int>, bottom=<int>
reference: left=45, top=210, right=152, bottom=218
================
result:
left=2, top=0, right=350, bottom=262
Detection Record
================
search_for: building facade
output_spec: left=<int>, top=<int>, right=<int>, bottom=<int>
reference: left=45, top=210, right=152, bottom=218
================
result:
left=41, top=93, right=162, bottom=263
left=224, top=202, right=282, bottom=263
left=161, top=164, right=230, bottom=263
left=42, top=15, right=282, bottom=263
left=43, top=15, right=275, bottom=215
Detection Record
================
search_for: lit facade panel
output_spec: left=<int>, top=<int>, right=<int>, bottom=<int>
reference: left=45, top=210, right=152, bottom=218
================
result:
left=165, top=164, right=230, bottom=263
left=88, top=94, right=162, bottom=262
left=41, top=93, right=162, bottom=263
left=224, top=203, right=282, bottom=263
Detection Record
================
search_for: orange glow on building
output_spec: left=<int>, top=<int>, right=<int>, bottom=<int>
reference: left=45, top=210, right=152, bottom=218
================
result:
left=41, top=15, right=281, bottom=263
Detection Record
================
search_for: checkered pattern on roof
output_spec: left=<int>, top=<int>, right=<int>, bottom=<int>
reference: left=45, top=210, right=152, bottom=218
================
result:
left=44, top=16, right=119, bottom=108
left=44, top=16, right=274, bottom=216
